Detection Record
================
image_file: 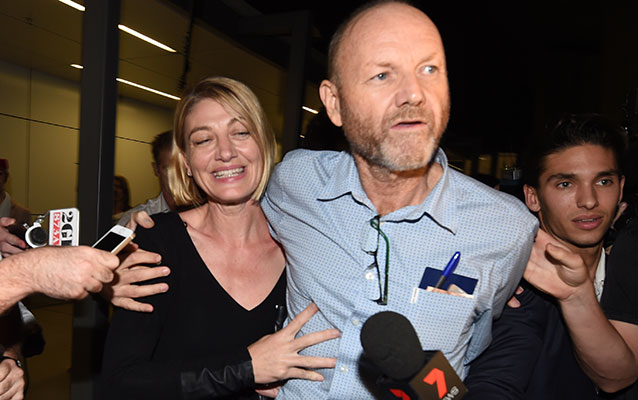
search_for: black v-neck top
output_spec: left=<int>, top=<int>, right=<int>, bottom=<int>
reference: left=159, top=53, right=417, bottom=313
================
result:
left=100, top=212, right=286, bottom=399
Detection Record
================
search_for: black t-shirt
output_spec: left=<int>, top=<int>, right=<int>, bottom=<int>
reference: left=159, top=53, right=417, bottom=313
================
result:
left=100, top=212, right=286, bottom=400
left=601, top=217, right=638, bottom=400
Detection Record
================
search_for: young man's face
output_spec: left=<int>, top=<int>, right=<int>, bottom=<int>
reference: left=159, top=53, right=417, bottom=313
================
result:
left=524, top=144, right=624, bottom=251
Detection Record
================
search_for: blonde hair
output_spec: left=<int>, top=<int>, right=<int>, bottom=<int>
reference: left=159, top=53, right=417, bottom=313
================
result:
left=168, top=77, right=276, bottom=206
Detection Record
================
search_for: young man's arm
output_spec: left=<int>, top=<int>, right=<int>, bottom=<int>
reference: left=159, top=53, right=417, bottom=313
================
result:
left=525, top=229, right=638, bottom=392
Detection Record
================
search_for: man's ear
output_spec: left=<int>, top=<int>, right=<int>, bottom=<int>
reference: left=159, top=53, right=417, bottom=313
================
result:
left=524, top=184, right=541, bottom=213
left=152, top=162, right=160, bottom=178
left=619, top=175, right=625, bottom=204
left=319, top=80, right=343, bottom=127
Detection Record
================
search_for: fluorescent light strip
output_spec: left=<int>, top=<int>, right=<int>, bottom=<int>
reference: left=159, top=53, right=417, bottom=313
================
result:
left=116, top=78, right=180, bottom=101
left=302, top=106, right=319, bottom=114
left=70, top=64, right=84, bottom=69
left=118, top=25, right=176, bottom=53
left=58, top=1, right=176, bottom=53
left=58, top=0, right=84, bottom=11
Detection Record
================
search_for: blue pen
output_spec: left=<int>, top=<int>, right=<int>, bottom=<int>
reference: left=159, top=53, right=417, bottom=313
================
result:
left=434, top=251, right=461, bottom=289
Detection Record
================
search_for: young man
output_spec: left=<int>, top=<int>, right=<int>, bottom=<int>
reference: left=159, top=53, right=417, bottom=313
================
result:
left=466, top=114, right=635, bottom=399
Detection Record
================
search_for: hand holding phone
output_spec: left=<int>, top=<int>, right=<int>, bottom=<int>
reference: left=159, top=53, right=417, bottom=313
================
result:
left=92, top=225, right=135, bottom=254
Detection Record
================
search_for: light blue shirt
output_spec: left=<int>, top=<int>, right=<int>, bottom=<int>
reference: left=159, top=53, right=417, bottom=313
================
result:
left=262, top=149, right=538, bottom=399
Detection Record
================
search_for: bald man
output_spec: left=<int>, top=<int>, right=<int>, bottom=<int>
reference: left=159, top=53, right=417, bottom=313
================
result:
left=262, top=1, right=538, bottom=398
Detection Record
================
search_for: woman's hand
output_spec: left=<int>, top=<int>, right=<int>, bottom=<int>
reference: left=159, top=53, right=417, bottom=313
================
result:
left=101, top=245, right=170, bottom=312
left=248, top=303, right=340, bottom=384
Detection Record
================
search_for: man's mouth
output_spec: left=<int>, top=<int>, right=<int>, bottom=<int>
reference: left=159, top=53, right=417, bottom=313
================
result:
left=214, top=167, right=244, bottom=179
left=572, top=216, right=603, bottom=229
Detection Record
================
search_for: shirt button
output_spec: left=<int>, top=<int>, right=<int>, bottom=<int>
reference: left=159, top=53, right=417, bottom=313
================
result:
left=352, top=319, right=360, bottom=326
left=340, top=365, right=348, bottom=372
left=365, top=271, right=375, bottom=280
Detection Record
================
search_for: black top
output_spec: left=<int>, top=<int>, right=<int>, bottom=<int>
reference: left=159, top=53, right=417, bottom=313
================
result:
left=100, top=212, right=286, bottom=400
left=464, top=281, right=599, bottom=399
left=602, top=217, right=638, bottom=400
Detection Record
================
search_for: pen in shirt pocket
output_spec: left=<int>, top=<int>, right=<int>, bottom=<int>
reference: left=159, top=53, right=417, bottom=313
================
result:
left=434, top=251, right=461, bottom=289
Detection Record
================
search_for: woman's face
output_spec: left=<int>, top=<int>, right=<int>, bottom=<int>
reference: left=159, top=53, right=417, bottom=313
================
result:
left=183, top=98, right=263, bottom=205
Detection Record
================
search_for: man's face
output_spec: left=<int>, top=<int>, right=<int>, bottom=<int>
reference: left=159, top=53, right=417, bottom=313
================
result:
left=153, top=148, right=176, bottom=210
left=320, top=3, right=450, bottom=172
left=524, top=144, right=624, bottom=251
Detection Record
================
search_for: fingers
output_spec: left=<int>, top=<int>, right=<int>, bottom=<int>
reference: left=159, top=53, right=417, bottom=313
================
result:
left=0, top=218, right=15, bottom=228
left=255, top=387, right=280, bottom=398
left=544, top=243, right=581, bottom=268
left=284, top=367, right=326, bottom=382
left=128, top=211, right=154, bottom=230
left=118, top=249, right=162, bottom=271
left=112, top=297, right=154, bottom=313
left=285, top=303, right=319, bottom=333
left=507, top=296, right=520, bottom=309
left=293, top=328, right=341, bottom=350
left=115, top=281, right=169, bottom=299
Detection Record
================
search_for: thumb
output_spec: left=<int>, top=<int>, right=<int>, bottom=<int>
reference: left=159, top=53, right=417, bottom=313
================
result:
left=93, top=248, right=120, bottom=270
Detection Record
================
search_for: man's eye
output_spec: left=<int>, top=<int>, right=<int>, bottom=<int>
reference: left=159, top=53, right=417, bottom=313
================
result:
left=373, top=72, right=387, bottom=81
left=424, top=65, right=437, bottom=74
left=598, top=178, right=613, bottom=186
left=557, top=181, right=571, bottom=188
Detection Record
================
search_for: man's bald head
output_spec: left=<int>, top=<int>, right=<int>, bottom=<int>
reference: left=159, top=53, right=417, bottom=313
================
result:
left=327, top=1, right=439, bottom=84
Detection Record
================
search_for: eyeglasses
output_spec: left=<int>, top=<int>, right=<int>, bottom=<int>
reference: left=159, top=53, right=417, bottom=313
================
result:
left=365, top=215, right=390, bottom=306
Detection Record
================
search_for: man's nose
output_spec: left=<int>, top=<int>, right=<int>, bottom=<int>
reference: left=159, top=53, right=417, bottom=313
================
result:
left=576, top=185, right=599, bottom=210
left=395, top=73, right=425, bottom=107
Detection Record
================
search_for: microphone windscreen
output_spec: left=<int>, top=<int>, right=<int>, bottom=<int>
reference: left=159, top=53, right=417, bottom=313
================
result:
left=360, top=311, right=426, bottom=380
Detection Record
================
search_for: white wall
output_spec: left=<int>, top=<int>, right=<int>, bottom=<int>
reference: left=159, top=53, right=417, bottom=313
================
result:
left=0, top=58, right=173, bottom=217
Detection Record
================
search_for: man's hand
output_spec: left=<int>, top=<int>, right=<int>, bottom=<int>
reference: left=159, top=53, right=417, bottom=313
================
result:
left=524, top=229, right=590, bottom=301
left=27, top=246, right=120, bottom=300
left=101, top=246, right=170, bottom=312
left=125, top=211, right=155, bottom=231
left=0, top=218, right=26, bottom=258
left=0, top=357, right=24, bottom=400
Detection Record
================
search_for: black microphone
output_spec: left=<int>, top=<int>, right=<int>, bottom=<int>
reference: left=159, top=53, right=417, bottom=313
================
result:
left=361, top=311, right=467, bottom=400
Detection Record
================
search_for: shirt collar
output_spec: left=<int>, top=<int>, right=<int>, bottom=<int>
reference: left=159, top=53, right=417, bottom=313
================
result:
left=317, top=149, right=458, bottom=234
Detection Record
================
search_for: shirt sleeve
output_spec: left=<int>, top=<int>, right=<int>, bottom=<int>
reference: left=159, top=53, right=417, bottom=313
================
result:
left=601, top=219, right=638, bottom=325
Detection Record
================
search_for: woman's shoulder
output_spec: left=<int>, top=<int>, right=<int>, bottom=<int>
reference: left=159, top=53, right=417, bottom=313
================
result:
left=135, top=212, right=185, bottom=248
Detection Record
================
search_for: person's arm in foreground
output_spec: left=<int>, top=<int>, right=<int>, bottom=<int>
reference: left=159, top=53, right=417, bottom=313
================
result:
left=464, top=281, right=547, bottom=399
left=524, top=229, right=638, bottom=392
left=0, top=245, right=119, bottom=314
left=102, top=296, right=339, bottom=400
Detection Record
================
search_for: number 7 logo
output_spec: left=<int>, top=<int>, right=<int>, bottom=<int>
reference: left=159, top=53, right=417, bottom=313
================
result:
left=424, top=368, right=447, bottom=399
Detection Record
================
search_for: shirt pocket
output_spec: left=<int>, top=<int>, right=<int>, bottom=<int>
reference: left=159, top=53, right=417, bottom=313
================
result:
left=402, top=289, right=475, bottom=353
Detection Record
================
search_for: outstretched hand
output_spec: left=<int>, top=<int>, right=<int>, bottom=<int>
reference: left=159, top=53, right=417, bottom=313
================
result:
left=248, top=303, right=340, bottom=385
left=101, top=244, right=170, bottom=312
left=524, top=229, right=590, bottom=301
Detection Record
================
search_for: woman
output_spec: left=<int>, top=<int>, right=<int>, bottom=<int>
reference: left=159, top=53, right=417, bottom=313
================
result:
left=101, top=77, right=338, bottom=399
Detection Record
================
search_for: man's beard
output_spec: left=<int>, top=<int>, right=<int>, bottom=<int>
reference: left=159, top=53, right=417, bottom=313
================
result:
left=340, top=101, right=449, bottom=172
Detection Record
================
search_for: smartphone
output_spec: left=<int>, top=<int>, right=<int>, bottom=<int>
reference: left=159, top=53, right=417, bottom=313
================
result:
left=92, top=225, right=135, bottom=254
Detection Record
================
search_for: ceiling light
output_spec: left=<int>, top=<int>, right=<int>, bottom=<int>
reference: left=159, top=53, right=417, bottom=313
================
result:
left=58, top=0, right=84, bottom=11
left=70, top=64, right=84, bottom=69
left=118, top=25, right=176, bottom=53
left=58, top=1, right=176, bottom=53
left=116, top=78, right=180, bottom=101
left=302, top=106, right=319, bottom=114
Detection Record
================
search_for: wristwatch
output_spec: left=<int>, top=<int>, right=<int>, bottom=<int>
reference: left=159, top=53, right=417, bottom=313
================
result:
left=0, top=355, right=23, bottom=369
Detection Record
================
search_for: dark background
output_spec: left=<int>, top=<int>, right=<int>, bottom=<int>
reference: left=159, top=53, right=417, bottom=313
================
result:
left=240, top=0, right=638, bottom=157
